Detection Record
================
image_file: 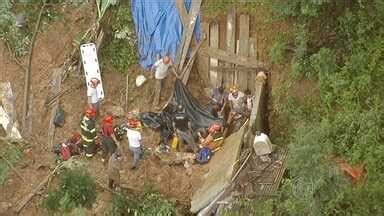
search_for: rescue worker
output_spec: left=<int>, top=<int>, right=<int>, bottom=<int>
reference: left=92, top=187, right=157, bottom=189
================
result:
left=87, top=78, right=102, bottom=115
left=198, top=122, right=224, bottom=151
left=80, top=107, right=97, bottom=158
left=244, top=89, right=253, bottom=117
left=101, top=114, right=120, bottom=163
left=210, top=86, right=227, bottom=118
left=151, top=55, right=173, bottom=109
left=227, top=85, right=246, bottom=126
left=107, top=151, right=123, bottom=191
left=126, top=119, right=142, bottom=169
left=173, top=104, right=196, bottom=152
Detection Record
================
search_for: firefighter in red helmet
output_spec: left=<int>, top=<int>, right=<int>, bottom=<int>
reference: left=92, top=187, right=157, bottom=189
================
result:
left=80, top=107, right=97, bottom=157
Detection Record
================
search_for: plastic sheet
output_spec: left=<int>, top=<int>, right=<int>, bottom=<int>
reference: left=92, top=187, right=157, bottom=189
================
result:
left=131, top=0, right=201, bottom=69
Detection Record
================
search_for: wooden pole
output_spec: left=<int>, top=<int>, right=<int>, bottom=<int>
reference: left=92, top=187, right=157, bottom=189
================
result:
left=22, top=0, right=46, bottom=133
left=125, top=73, right=129, bottom=112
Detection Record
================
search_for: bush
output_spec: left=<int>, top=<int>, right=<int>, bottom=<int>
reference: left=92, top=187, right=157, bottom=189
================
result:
left=42, top=168, right=97, bottom=213
left=106, top=188, right=176, bottom=216
left=102, top=5, right=137, bottom=73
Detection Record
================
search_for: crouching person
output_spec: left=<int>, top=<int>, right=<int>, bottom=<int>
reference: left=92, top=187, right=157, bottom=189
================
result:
left=126, top=119, right=142, bottom=169
left=198, top=122, right=224, bottom=151
left=107, top=151, right=123, bottom=191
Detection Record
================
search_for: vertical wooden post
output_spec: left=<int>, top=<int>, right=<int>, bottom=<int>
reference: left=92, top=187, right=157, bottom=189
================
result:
left=248, top=38, right=257, bottom=93
left=237, top=14, right=250, bottom=91
left=196, top=22, right=210, bottom=86
left=225, top=8, right=236, bottom=88
left=209, top=23, right=219, bottom=87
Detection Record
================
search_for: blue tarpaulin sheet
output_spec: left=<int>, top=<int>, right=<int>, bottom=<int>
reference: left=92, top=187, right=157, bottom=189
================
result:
left=131, top=0, right=201, bottom=69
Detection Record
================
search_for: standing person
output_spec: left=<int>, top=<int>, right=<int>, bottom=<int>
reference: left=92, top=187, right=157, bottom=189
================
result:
left=210, top=86, right=227, bottom=118
left=87, top=78, right=102, bottom=115
left=173, top=104, right=196, bottom=152
left=101, top=114, right=120, bottom=163
left=151, top=55, right=173, bottom=109
left=80, top=107, right=97, bottom=158
left=244, top=89, right=253, bottom=117
left=125, top=119, right=142, bottom=169
left=227, top=85, right=246, bottom=125
left=107, top=151, right=123, bottom=191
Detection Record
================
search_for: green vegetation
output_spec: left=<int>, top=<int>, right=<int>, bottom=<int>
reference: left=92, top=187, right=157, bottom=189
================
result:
left=102, top=5, right=137, bottom=73
left=0, top=142, right=23, bottom=184
left=267, top=0, right=384, bottom=215
left=42, top=168, right=97, bottom=214
left=206, top=0, right=384, bottom=214
left=106, top=188, right=176, bottom=215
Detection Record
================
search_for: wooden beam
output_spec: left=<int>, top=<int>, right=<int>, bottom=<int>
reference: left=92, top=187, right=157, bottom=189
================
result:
left=225, top=7, right=236, bottom=88
left=237, top=14, right=250, bottom=90
left=248, top=38, right=257, bottom=92
left=210, top=66, right=256, bottom=72
left=176, top=0, right=202, bottom=72
left=209, top=23, right=219, bottom=87
left=200, top=47, right=266, bottom=69
left=175, top=0, right=188, bottom=27
left=196, top=22, right=210, bottom=86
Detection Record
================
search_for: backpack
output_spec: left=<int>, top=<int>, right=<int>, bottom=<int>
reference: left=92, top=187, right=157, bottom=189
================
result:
left=54, top=105, right=65, bottom=127
left=196, top=147, right=212, bottom=164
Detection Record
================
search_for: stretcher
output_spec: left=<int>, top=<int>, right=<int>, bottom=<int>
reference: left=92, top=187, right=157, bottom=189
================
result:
left=80, top=43, right=105, bottom=100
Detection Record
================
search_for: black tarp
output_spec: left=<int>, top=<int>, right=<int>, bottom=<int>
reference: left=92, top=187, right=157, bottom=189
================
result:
left=140, top=79, right=223, bottom=143
left=172, top=79, right=223, bottom=129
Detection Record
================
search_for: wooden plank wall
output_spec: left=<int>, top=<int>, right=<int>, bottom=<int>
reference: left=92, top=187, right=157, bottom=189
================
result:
left=197, top=9, right=260, bottom=92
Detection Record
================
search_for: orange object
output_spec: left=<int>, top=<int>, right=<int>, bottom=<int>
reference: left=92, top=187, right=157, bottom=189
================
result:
left=163, top=56, right=170, bottom=64
left=85, top=107, right=96, bottom=117
left=334, top=157, right=365, bottom=184
left=104, top=114, right=113, bottom=124
left=229, top=85, right=238, bottom=93
left=127, top=118, right=141, bottom=129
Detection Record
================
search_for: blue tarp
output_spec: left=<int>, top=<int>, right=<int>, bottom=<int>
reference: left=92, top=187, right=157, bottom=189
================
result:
left=131, top=0, right=201, bottom=69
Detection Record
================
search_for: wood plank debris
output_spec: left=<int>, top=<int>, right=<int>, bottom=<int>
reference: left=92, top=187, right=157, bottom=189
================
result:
left=175, top=0, right=188, bottom=27
left=176, top=0, right=202, bottom=72
left=47, top=68, right=63, bottom=149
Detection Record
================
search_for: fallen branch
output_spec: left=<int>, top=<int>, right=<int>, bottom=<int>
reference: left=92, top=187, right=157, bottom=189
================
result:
left=22, top=0, right=46, bottom=132
left=15, top=163, right=61, bottom=213
left=125, top=73, right=129, bottom=112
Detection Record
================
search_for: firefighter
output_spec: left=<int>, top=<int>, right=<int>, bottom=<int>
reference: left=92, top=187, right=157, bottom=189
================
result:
left=101, top=114, right=120, bottom=163
left=80, top=107, right=97, bottom=158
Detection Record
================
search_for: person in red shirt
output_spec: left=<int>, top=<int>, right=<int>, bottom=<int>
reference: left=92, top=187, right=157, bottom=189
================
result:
left=101, top=114, right=120, bottom=162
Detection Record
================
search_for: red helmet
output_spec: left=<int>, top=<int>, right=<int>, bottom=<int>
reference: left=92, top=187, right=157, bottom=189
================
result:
left=127, top=118, right=140, bottom=129
left=85, top=107, right=96, bottom=117
left=208, top=123, right=222, bottom=134
left=104, top=114, right=113, bottom=124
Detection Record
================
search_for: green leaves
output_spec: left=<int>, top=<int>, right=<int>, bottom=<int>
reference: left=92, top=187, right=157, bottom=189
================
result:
left=42, top=168, right=97, bottom=213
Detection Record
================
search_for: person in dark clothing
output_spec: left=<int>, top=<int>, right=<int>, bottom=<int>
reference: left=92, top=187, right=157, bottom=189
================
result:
left=173, top=104, right=196, bottom=152
left=107, top=151, right=122, bottom=191
left=101, top=114, right=120, bottom=163
left=209, top=86, right=227, bottom=118
left=80, top=107, right=97, bottom=158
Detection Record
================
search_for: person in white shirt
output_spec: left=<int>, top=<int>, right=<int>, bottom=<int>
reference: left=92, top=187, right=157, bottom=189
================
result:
left=125, top=120, right=142, bottom=169
left=151, top=55, right=173, bottom=109
left=227, top=85, right=246, bottom=125
left=87, top=78, right=102, bottom=115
